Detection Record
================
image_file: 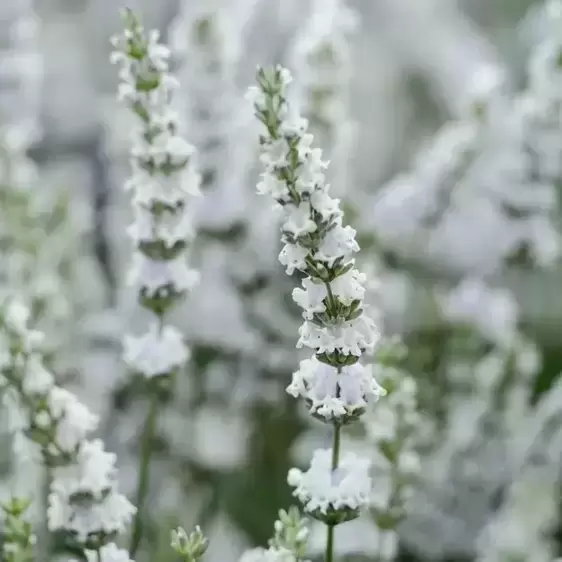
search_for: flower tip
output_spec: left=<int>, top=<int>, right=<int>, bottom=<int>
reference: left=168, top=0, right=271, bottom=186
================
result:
left=287, top=468, right=302, bottom=486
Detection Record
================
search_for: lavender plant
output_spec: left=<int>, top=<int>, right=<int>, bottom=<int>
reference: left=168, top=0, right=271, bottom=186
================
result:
left=246, top=65, right=385, bottom=562
left=0, top=297, right=135, bottom=562
left=110, top=10, right=201, bottom=557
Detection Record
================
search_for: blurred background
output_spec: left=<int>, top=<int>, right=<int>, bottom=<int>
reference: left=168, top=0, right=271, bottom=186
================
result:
left=0, top=0, right=561, bottom=561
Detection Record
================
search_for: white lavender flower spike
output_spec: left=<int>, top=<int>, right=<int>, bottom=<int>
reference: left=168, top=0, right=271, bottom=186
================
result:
left=111, top=9, right=202, bottom=556
left=248, top=65, right=385, bottom=562
left=0, top=297, right=136, bottom=557
left=111, top=9, right=200, bottom=328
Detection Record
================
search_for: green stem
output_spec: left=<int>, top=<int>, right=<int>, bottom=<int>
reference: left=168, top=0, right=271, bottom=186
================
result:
left=324, top=283, right=337, bottom=313
left=129, top=393, right=159, bottom=557
left=331, top=423, right=341, bottom=470
left=325, top=524, right=334, bottom=562
left=325, top=422, right=341, bottom=562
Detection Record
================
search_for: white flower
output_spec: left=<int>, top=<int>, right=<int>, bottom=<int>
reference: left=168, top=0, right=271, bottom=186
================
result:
left=330, top=268, right=366, bottom=305
left=260, top=138, right=290, bottom=169
left=309, top=190, right=340, bottom=220
left=440, top=278, right=518, bottom=347
left=297, top=314, right=379, bottom=356
left=128, top=201, right=195, bottom=247
left=126, top=167, right=201, bottom=208
left=257, top=172, right=289, bottom=200
left=127, top=252, right=199, bottom=296
left=123, top=323, right=189, bottom=378
left=288, top=449, right=372, bottom=514
left=1, top=297, right=44, bottom=351
left=295, top=134, right=316, bottom=162
left=279, top=243, right=309, bottom=275
left=292, top=278, right=327, bottom=319
left=315, top=224, right=359, bottom=265
left=282, top=202, right=317, bottom=237
left=132, top=130, right=195, bottom=169
left=3, top=297, right=30, bottom=334
left=48, top=387, right=99, bottom=454
left=278, top=66, right=293, bottom=87
left=50, top=439, right=117, bottom=500
left=287, top=357, right=386, bottom=420
left=48, top=484, right=136, bottom=542
left=280, top=116, right=309, bottom=137
left=21, top=354, right=53, bottom=395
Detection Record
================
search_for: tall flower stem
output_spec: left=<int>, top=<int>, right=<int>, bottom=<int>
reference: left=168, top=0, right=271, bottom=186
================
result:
left=111, top=11, right=201, bottom=558
left=129, top=393, right=159, bottom=557
left=248, top=66, right=384, bottom=562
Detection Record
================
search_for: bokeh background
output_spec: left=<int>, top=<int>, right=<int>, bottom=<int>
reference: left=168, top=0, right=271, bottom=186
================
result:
left=1, top=0, right=561, bottom=561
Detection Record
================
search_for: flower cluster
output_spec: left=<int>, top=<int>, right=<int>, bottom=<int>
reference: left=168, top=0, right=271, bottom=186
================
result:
left=247, top=66, right=384, bottom=529
left=110, top=9, right=200, bottom=382
left=288, top=450, right=371, bottom=524
left=238, top=507, right=310, bottom=562
left=1, top=497, right=35, bottom=562
left=439, top=277, right=519, bottom=348
left=0, top=298, right=135, bottom=560
left=170, top=525, right=209, bottom=562
left=287, top=357, right=384, bottom=422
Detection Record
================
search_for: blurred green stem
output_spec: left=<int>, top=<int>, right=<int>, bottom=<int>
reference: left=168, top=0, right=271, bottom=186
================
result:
left=129, top=393, right=159, bottom=557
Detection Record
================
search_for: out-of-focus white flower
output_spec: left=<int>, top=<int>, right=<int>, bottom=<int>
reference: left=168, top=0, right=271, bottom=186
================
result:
left=440, top=278, right=518, bottom=347
left=127, top=252, right=199, bottom=298
left=111, top=9, right=200, bottom=381
left=0, top=298, right=136, bottom=551
left=48, top=387, right=99, bottom=454
left=123, top=323, right=189, bottom=378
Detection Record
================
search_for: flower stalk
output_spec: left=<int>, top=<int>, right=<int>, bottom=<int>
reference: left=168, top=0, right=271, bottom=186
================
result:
left=0, top=298, right=135, bottom=562
left=110, top=9, right=201, bottom=557
left=247, top=65, right=386, bottom=562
